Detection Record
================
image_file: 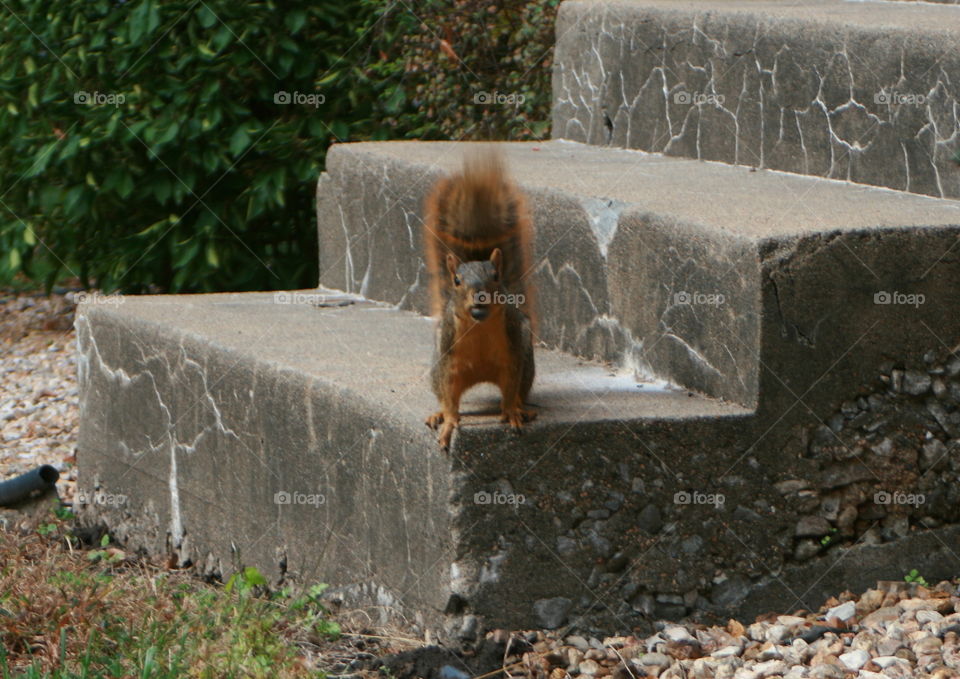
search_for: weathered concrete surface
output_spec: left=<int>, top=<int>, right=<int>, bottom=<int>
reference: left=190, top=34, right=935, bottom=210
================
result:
left=552, top=0, right=960, bottom=198
left=76, top=290, right=960, bottom=635
left=75, top=291, right=749, bottom=634
left=317, top=140, right=960, bottom=409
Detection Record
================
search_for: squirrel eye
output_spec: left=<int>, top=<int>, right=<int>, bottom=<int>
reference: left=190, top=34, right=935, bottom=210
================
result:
left=453, top=275, right=461, bottom=286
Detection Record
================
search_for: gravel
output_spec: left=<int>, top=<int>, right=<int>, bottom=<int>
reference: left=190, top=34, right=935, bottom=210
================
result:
left=476, top=580, right=960, bottom=679
left=0, top=291, right=78, bottom=504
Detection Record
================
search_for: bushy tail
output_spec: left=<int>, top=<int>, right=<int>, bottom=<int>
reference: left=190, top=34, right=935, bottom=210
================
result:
left=423, top=146, right=535, bottom=322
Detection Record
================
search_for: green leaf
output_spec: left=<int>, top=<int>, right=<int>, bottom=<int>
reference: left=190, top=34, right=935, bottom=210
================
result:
left=330, top=120, right=349, bottom=140
left=197, top=4, right=218, bottom=28
left=229, top=126, right=251, bottom=157
left=242, top=566, right=266, bottom=586
left=116, top=173, right=135, bottom=199
left=285, top=10, right=307, bottom=34
left=383, top=86, right=405, bottom=114
left=26, top=141, right=59, bottom=177
left=205, top=242, right=218, bottom=268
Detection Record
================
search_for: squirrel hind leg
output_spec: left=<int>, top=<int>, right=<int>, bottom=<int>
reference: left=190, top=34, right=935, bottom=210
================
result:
left=426, top=411, right=459, bottom=451
left=437, top=416, right=459, bottom=452
left=500, top=403, right=537, bottom=431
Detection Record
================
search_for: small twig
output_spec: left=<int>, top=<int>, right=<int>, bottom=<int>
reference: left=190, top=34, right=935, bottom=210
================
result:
left=472, top=659, right=527, bottom=679
left=348, top=632, right=428, bottom=646
left=609, top=645, right=639, bottom=678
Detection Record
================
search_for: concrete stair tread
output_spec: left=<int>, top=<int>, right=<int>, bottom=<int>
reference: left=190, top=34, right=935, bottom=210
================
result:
left=338, top=141, right=960, bottom=242
left=98, top=290, right=749, bottom=426
left=576, top=0, right=960, bottom=31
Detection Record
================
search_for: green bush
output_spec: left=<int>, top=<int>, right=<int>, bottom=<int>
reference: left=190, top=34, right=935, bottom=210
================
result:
left=0, top=0, right=558, bottom=294
left=0, top=0, right=394, bottom=292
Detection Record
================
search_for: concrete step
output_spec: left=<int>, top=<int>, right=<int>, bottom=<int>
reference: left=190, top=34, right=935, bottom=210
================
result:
left=77, top=289, right=960, bottom=637
left=551, top=0, right=960, bottom=198
left=76, top=290, right=751, bottom=634
left=317, top=140, right=960, bottom=414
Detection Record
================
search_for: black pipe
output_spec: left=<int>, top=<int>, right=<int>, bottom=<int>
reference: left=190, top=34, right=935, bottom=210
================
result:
left=0, top=465, right=59, bottom=506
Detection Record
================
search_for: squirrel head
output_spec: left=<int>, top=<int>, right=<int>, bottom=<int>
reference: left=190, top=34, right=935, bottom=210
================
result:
left=446, top=248, right=504, bottom=323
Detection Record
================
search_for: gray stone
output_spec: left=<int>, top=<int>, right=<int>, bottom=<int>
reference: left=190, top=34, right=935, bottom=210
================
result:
left=604, top=493, right=623, bottom=512
left=882, top=515, right=910, bottom=540
left=774, top=479, right=810, bottom=495
left=587, top=531, right=614, bottom=559
left=795, top=516, right=832, bottom=537
left=794, top=539, right=821, bottom=562
left=949, top=358, right=960, bottom=377
left=638, top=653, right=671, bottom=669
left=458, top=615, right=479, bottom=641
left=933, top=378, right=948, bottom=400
left=891, top=370, right=905, bottom=394
left=733, top=505, right=763, bottom=522
left=903, top=370, right=932, bottom=396
left=637, top=504, right=663, bottom=535
left=810, top=664, right=844, bottom=679
left=871, top=438, right=894, bottom=457
left=927, top=400, right=959, bottom=436
left=837, top=506, right=858, bottom=533
left=825, top=600, right=857, bottom=622
left=557, top=536, right=578, bottom=557
left=712, top=575, right=751, bottom=607
left=921, top=439, right=948, bottom=471
left=820, top=495, right=841, bottom=522
left=534, top=597, right=573, bottom=629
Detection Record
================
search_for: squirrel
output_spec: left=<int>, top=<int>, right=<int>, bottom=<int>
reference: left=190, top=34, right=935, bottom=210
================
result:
left=422, top=148, right=536, bottom=451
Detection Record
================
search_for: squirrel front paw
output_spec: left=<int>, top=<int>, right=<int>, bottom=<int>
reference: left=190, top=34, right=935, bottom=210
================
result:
left=425, top=411, right=444, bottom=430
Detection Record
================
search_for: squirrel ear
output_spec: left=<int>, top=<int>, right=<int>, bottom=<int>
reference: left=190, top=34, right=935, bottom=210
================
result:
left=446, top=253, right=459, bottom=277
left=490, top=248, right=502, bottom=273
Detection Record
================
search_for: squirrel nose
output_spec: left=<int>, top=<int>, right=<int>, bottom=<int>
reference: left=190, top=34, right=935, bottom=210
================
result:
left=470, top=306, right=490, bottom=321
